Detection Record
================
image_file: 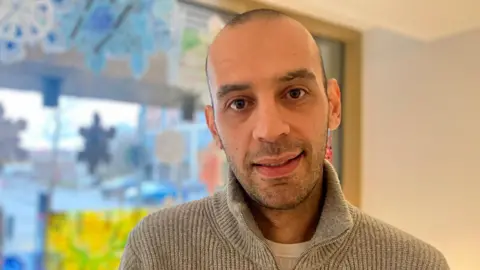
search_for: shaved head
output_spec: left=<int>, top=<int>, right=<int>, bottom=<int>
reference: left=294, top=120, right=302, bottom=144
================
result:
left=205, top=9, right=328, bottom=97
left=227, top=8, right=286, bottom=26
left=204, top=8, right=342, bottom=210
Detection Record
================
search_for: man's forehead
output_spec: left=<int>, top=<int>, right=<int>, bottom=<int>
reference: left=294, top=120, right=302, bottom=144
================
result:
left=211, top=47, right=319, bottom=79
left=210, top=55, right=318, bottom=82
left=205, top=16, right=324, bottom=97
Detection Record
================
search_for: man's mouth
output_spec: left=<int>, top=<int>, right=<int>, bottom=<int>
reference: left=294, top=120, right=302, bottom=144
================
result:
left=252, top=151, right=304, bottom=178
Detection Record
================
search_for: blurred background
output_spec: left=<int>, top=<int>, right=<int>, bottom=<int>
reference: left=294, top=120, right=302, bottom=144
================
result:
left=0, top=0, right=478, bottom=269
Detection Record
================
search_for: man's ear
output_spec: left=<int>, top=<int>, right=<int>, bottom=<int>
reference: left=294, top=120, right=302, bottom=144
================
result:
left=205, top=105, right=223, bottom=149
left=326, top=79, right=342, bottom=130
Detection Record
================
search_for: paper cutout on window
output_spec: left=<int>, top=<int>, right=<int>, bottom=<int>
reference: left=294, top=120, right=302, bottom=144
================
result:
left=155, top=130, right=185, bottom=166
left=43, top=0, right=174, bottom=78
left=0, top=103, right=28, bottom=169
left=0, top=0, right=54, bottom=44
left=0, top=39, right=26, bottom=64
left=0, top=0, right=54, bottom=63
left=77, top=113, right=115, bottom=175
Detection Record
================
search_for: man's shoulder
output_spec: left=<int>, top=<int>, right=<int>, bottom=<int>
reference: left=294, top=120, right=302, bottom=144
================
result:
left=128, top=194, right=223, bottom=248
left=353, top=208, right=440, bottom=250
left=137, top=195, right=216, bottom=233
left=349, top=207, right=449, bottom=269
left=121, top=194, right=229, bottom=268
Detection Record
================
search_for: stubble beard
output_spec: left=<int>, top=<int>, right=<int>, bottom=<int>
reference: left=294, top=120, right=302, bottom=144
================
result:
left=221, top=131, right=328, bottom=211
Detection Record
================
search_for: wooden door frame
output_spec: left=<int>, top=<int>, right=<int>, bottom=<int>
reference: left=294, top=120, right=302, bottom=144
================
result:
left=184, top=0, right=362, bottom=207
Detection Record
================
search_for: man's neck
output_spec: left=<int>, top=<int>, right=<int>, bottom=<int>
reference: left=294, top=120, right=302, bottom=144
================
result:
left=250, top=180, right=324, bottom=244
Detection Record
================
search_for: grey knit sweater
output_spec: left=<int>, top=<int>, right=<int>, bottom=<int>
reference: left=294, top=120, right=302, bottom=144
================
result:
left=120, top=162, right=449, bottom=269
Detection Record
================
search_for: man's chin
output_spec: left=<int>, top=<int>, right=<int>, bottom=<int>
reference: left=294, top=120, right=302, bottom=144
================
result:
left=258, top=199, right=303, bottom=211
left=249, top=180, right=318, bottom=210
left=253, top=191, right=307, bottom=211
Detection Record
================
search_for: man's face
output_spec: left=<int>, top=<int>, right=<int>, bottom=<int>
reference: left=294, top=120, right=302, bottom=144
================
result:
left=205, top=17, right=341, bottom=210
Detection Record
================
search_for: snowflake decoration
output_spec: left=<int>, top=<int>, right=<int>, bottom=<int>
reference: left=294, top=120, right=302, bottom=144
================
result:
left=41, top=0, right=75, bottom=53
left=77, top=113, right=115, bottom=175
left=0, top=0, right=54, bottom=64
left=151, top=0, right=174, bottom=51
left=0, top=0, right=55, bottom=44
left=43, top=0, right=174, bottom=78
left=0, top=103, right=28, bottom=167
left=0, top=39, right=26, bottom=63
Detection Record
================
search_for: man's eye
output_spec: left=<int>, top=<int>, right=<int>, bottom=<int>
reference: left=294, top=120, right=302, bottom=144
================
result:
left=287, top=88, right=306, bottom=99
left=229, top=99, right=248, bottom=111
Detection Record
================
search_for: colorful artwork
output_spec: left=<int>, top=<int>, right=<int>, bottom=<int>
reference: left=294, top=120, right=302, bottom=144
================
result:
left=46, top=208, right=152, bottom=270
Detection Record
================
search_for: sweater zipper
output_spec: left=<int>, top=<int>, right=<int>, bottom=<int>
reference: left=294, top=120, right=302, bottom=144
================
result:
left=243, top=227, right=280, bottom=269
left=263, top=244, right=281, bottom=270
left=239, top=212, right=280, bottom=270
left=291, top=229, right=350, bottom=270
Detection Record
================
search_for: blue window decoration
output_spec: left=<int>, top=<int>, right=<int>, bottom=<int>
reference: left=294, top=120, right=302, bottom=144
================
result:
left=0, top=0, right=55, bottom=44
left=0, top=0, right=55, bottom=63
left=42, top=0, right=76, bottom=53
left=43, top=0, right=174, bottom=79
left=41, top=23, right=71, bottom=53
left=151, top=0, right=174, bottom=52
left=0, top=39, right=26, bottom=63
left=3, top=256, right=24, bottom=270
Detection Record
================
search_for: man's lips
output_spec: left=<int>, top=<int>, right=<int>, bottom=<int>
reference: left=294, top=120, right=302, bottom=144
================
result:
left=252, top=152, right=304, bottom=178
left=252, top=151, right=303, bottom=167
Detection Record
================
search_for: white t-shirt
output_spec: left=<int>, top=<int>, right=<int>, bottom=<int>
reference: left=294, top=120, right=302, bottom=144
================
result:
left=266, top=239, right=309, bottom=270
left=242, top=211, right=309, bottom=269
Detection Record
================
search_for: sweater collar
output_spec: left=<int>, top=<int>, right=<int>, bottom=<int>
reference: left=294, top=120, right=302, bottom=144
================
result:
left=211, top=161, right=354, bottom=268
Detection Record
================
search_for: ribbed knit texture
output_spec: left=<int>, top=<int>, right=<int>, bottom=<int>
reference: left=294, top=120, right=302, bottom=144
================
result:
left=120, top=162, right=449, bottom=270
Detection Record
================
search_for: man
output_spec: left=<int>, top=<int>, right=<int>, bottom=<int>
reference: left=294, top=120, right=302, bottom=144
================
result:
left=120, top=9, right=449, bottom=270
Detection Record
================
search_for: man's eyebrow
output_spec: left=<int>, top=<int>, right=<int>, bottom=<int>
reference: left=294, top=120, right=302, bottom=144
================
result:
left=216, top=83, right=252, bottom=100
left=278, top=68, right=316, bottom=82
left=214, top=68, right=315, bottom=100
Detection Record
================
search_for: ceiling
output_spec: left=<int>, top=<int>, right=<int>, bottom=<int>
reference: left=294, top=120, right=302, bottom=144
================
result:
left=258, top=0, right=480, bottom=41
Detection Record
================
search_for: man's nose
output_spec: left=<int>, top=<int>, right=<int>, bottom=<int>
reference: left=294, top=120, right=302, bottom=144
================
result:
left=252, top=102, right=290, bottom=143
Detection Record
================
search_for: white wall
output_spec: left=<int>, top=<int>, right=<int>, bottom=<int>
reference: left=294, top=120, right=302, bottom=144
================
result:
left=362, top=28, right=480, bottom=270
